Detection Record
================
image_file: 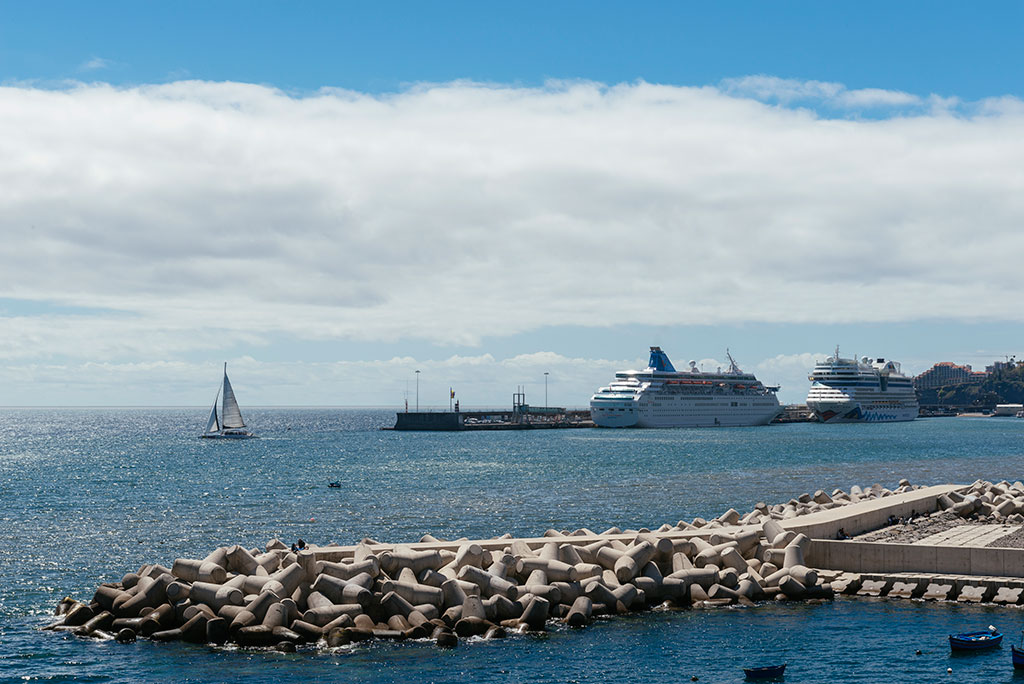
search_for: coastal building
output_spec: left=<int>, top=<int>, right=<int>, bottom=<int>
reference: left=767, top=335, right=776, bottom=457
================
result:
left=986, top=358, right=1018, bottom=377
left=913, top=362, right=985, bottom=390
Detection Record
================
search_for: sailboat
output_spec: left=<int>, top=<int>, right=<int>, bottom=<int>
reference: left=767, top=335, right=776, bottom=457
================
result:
left=200, top=363, right=255, bottom=439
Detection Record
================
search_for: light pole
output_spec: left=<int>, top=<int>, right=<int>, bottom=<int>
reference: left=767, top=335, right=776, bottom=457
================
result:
left=544, top=372, right=549, bottom=409
left=415, top=370, right=420, bottom=412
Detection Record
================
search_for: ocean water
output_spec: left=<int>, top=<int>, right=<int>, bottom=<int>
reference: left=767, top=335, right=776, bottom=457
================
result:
left=2, top=409, right=1024, bottom=683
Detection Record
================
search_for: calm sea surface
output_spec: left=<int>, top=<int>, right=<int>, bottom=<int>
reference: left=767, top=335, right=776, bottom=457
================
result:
left=2, top=409, right=1024, bottom=683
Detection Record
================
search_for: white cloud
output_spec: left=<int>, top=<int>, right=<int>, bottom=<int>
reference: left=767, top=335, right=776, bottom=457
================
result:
left=720, top=75, right=845, bottom=103
left=721, top=75, right=923, bottom=111
left=835, top=88, right=921, bottom=108
left=0, top=353, right=642, bottom=408
left=79, top=57, right=113, bottom=71
left=1, top=77, right=1024, bottom=390
left=0, top=349, right=825, bottom=407
left=756, top=352, right=829, bottom=374
left=756, top=352, right=831, bottom=403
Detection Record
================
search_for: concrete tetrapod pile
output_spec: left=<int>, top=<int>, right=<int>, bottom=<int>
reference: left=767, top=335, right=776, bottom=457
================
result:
left=933, top=479, right=1024, bottom=523
left=46, top=525, right=834, bottom=650
left=677, top=478, right=922, bottom=530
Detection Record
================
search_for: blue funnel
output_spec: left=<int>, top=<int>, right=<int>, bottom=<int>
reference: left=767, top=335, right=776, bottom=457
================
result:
left=648, top=347, right=676, bottom=372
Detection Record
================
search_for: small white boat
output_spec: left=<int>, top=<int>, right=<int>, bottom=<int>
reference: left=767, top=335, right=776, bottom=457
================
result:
left=200, top=363, right=255, bottom=439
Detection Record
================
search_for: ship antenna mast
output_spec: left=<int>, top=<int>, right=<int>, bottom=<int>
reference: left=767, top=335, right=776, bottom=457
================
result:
left=725, top=348, right=740, bottom=374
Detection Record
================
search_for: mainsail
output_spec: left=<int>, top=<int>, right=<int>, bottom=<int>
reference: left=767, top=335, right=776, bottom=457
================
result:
left=220, top=364, right=245, bottom=429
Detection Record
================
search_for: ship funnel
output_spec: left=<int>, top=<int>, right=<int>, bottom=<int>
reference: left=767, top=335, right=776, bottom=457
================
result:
left=648, top=346, right=676, bottom=372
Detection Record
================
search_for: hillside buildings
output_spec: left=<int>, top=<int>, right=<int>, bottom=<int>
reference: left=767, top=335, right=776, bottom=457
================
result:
left=913, top=362, right=986, bottom=390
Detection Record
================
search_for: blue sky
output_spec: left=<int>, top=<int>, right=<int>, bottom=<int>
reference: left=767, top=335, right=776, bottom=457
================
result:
left=5, top=2, right=1022, bottom=98
left=1, top=3, right=1023, bottom=407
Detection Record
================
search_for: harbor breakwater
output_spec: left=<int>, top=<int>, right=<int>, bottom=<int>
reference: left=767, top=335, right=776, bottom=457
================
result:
left=48, top=477, right=1024, bottom=653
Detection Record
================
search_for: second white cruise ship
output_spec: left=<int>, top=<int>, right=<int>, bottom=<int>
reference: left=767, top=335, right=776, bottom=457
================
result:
left=590, top=347, right=782, bottom=428
left=805, top=347, right=919, bottom=423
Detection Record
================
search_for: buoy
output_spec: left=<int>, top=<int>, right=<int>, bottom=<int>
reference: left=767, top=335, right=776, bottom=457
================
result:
left=947, top=668, right=952, bottom=674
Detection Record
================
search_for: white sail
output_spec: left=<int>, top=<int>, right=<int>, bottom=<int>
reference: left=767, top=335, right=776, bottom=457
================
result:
left=221, top=364, right=245, bottom=429
left=204, top=391, right=221, bottom=434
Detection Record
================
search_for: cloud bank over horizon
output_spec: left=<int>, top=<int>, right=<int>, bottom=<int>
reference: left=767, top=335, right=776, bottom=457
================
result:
left=1, top=76, right=1022, bottom=403
left=0, top=351, right=834, bottom=407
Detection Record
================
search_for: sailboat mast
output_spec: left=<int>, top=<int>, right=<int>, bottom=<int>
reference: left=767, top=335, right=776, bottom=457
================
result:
left=221, top=361, right=228, bottom=418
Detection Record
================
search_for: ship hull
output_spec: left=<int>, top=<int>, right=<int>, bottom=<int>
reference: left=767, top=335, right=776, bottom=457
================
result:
left=807, top=399, right=917, bottom=423
left=591, top=398, right=781, bottom=428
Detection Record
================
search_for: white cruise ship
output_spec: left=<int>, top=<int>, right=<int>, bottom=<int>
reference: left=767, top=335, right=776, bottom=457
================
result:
left=805, top=348, right=919, bottom=423
left=590, top=347, right=782, bottom=428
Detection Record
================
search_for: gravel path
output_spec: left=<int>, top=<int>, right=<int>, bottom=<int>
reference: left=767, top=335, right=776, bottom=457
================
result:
left=853, top=510, right=1024, bottom=548
left=855, top=510, right=976, bottom=544
left=989, top=526, right=1024, bottom=548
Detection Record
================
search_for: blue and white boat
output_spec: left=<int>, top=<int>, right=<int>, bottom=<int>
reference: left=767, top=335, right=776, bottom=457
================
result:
left=806, top=347, right=918, bottom=423
left=949, top=629, right=1002, bottom=651
left=590, top=347, right=781, bottom=428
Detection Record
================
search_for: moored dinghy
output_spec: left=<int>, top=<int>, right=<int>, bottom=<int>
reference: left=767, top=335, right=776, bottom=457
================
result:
left=1012, top=631, right=1024, bottom=668
left=949, top=627, right=1002, bottom=650
left=743, top=663, right=786, bottom=680
left=200, top=362, right=255, bottom=439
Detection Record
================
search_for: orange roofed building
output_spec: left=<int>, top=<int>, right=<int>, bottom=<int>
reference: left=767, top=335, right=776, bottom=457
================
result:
left=913, top=362, right=987, bottom=390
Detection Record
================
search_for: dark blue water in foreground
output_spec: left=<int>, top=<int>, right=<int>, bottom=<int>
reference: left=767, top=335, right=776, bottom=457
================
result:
left=3, top=409, right=1024, bottom=683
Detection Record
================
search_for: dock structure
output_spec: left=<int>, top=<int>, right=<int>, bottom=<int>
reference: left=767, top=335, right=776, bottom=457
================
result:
left=392, top=386, right=595, bottom=430
left=391, top=408, right=594, bottom=431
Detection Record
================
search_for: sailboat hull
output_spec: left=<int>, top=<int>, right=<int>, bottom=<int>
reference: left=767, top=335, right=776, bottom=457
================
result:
left=201, top=430, right=256, bottom=439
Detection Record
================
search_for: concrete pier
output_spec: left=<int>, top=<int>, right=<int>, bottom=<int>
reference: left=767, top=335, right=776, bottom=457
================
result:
left=391, top=410, right=594, bottom=431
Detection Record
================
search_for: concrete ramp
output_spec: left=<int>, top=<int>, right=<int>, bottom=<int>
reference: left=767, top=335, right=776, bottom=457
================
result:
left=779, top=484, right=964, bottom=540
left=913, top=524, right=1021, bottom=547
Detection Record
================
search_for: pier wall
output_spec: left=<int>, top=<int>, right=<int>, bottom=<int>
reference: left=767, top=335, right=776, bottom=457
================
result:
left=807, top=540, right=1024, bottom=577
left=393, top=412, right=463, bottom=431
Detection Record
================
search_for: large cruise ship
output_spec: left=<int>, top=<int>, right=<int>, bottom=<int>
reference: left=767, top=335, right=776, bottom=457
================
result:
left=805, top=348, right=919, bottom=423
left=590, top=347, right=782, bottom=428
